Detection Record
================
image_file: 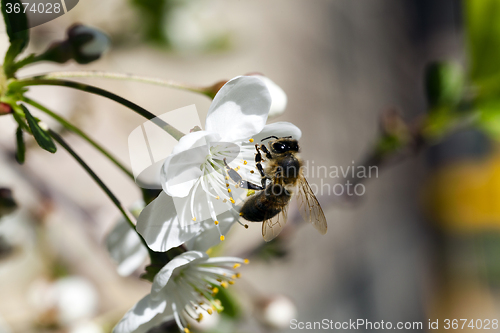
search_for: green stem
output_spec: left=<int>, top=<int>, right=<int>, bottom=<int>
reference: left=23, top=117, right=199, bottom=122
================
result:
left=10, top=54, right=41, bottom=74
left=22, top=97, right=135, bottom=181
left=29, top=71, right=212, bottom=97
left=48, top=129, right=151, bottom=251
left=11, top=78, right=185, bottom=140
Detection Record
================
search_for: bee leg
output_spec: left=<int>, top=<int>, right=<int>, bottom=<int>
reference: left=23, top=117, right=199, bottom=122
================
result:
left=256, top=164, right=268, bottom=188
left=223, top=158, right=265, bottom=190
left=259, top=144, right=273, bottom=160
left=254, top=145, right=270, bottom=187
left=240, top=180, right=265, bottom=191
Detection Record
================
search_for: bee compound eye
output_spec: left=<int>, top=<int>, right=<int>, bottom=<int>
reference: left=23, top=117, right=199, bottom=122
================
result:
left=273, top=142, right=286, bottom=152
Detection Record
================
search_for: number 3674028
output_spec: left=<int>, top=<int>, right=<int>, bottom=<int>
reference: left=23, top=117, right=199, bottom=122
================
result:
left=5, top=2, right=61, bottom=14
left=443, top=319, right=498, bottom=330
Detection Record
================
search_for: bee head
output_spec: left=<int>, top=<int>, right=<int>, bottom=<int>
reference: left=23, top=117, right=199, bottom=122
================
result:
left=262, top=136, right=299, bottom=154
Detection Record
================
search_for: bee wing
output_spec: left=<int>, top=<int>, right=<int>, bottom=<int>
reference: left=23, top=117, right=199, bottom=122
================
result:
left=262, top=206, right=288, bottom=242
left=296, top=178, right=328, bottom=235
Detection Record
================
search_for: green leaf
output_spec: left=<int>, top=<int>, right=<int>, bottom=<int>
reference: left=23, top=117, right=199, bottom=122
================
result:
left=21, top=105, right=57, bottom=153
left=2, top=0, right=30, bottom=76
left=466, top=0, right=500, bottom=81
left=15, top=125, right=25, bottom=164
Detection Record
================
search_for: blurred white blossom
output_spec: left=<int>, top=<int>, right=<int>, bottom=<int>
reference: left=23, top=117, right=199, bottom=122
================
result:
left=163, top=0, right=228, bottom=53
left=257, top=295, right=297, bottom=329
left=28, top=276, right=99, bottom=327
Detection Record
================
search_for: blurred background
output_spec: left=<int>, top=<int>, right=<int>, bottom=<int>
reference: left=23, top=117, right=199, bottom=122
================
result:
left=2, top=0, right=500, bottom=332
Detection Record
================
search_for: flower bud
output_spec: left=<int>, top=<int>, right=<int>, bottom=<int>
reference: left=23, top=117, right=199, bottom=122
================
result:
left=39, top=24, right=110, bottom=65
left=67, top=24, right=110, bottom=64
left=0, top=103, right=13, bottom=116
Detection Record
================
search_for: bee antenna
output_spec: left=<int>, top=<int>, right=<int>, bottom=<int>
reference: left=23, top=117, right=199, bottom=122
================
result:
left=261, top=136, right=279, bottom=142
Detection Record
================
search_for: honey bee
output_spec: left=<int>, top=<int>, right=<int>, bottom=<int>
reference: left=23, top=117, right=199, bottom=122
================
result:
left=224, top=136, right=327, bottom=241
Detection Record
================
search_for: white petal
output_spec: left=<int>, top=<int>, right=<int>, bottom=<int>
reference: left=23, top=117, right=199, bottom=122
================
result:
left=112, top=294, right=168, bottom=333
left=252, top=122, right=302, bottom=142
left=252, top=75, right=287, bottom=118
left=136, top=192, right=205, bottom=252
left=151, top=251, right=207, bottom=299
left=205, top=76, right=271, bottom=142
left=185, top=211, right=238, bottom=252
left=106, top=219, right=149, bottom=277
left=161, top=131, right=220, bottom=198
left=171, top=130, right=220, bottom=155
left=171, top=178, right=240, bottom=225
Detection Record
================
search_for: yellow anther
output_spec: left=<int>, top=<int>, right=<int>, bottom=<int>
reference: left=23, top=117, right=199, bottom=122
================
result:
left=233, top=263, right=241, bottom=269
left=244, top=224, right=249, bottom=229
left=184, top=328, right=190, bottom=333
left=225, top=176, right=229, bottom=180
left=231, top=274, right=237, bottom=279
left=227, top=188, right=231, bottom=193
left=250, top=170, right=255, bottom=173
left=243, top=160, right=248, bottom=165
left=249, top=138, right=255, bottom=142
left=236, top=273, right=241, bottom=278
left=217, top=279, right=222, bottom=283
left=197, top=313, right=203, bottom=322
left=223, top=199, right=227, bottom=203
left=239, top=212, right=243, bottom=216
left=236, top=166, right=240, bottom=170
left=230, top=198, right=235, bottom=204
left=221, top=281, right=228, bottom=288
left=212, top=287, right=219, bottom=294
left=214, top=220, right=219, bottom=225
left=244, top=259, right=250, bottom=264
left=216, top=196, right=220, bottom=200
left=220, top=235, right=225, bottom=241
left=207, top=308, right=213, bottom=315
left=226, top=183, right=230, bottom=187
left=192, top=217, right=197, bottom=222
left=228, top=280, right=235, bottom=285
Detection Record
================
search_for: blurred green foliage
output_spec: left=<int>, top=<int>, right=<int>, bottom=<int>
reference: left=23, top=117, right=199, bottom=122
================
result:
left=425, top=62, right=464, bottom=108
left=465, top=0, right=500, bottom=140
left=130, top=0, right=167, bottom=44
left=1, top=0, right=29, bottom=77
left=465, top=0, right=500, bottom=86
